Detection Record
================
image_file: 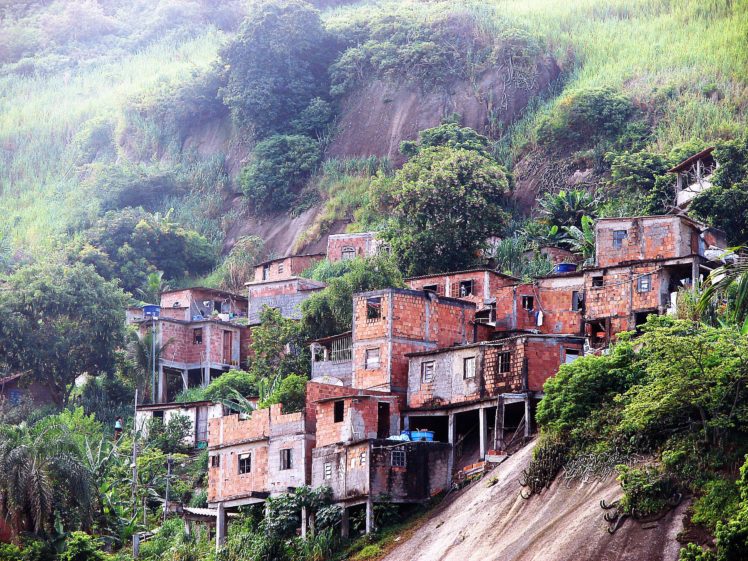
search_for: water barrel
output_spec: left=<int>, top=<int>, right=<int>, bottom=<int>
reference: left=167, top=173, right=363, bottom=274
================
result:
left=410, top=430, right=435, bottom=442
left=142, top=305, right=161, bottom=318
left=554, top=263, right=578, bottom=274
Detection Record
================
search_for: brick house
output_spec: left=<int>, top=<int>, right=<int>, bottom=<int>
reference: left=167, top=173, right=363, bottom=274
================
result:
left=246, top=277, right=326, bottom=325
left=136, top=400, right=225, bottom=449
left=136, top=287, right=251, bottom=403
left=403, top=334, right=583, bottom=467
left=351, top=289, right=478, bottom=394
left=405, top=269, right=518, bottom=317
left=253, top=254, right=325, bottom=283
left=326, top=232, right=388, bottom=262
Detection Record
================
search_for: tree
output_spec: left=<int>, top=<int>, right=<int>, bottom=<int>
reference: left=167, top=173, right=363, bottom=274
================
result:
left=608, top=150, right=672, bottom=214
left=301, top=255, right=403, bottom=339
left=219, top=0, right=335, bottom=136
left=127, top=329, right=172, bottom=404
left=0, top=263, right=127, bottom=406
left=137, top=270, right=170, bottom=305
left=537, top=189, right=598, bottom=229
left=239, top=134, right=321, bottom=213
left=216, top=236, right=265, bottom=292
left=248, top=307, right=308, bottom=382
left=260, top=373, right=307, bottom=413
left=563, top=215, right=596, bottom=265
left=378, top=146, right=511, bottom=276
left=0, top=422, right=94, bottom=537
left=399, top=122, right=492, bottom=158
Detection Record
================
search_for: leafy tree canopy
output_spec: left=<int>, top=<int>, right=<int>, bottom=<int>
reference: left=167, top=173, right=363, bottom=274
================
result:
left=376, top=146, right=511, bottom=276
left=219, top=0, right=335, bottom=136
left=400, top=122, right=491, bottom=158
left=239, top=134, right=321, bottom=213
left=0, top=262, right=127, bottom=406
left=73, top=208, right=216, bottom=294
left=301, top=255, right=404, bottom=339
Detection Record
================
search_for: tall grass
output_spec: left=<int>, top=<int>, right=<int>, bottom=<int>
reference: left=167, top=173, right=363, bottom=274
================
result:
left=0, top=28, right=225, bottom=250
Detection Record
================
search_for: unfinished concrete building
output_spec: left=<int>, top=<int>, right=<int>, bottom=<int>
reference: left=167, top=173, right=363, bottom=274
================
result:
left=326, top=232, right=389, bottom=262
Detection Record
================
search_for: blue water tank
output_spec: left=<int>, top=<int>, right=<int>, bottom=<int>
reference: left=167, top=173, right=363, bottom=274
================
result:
left=554, top=263, right=578, bottom=274
left=410, top=430, right=435, bottom=442
left=142, top=305, right=161, bottom=318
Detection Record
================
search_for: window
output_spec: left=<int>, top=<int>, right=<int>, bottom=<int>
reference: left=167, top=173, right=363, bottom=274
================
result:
left=565, top=349, right=580, bottom=363
left=359, top=451, right=366, bottom=466
left=324, top=462, right=332, bottom=479
left=278, top=263, right=284, bottom=274
left=572, top=291, right=583, bottom=311
left=423, top=284, right=439, bottom=294
left=366, top=297, right=382, bottom=320
left=342, top=246, right=356, bottom=260
left=333, top=400, right=344, bottom=423
left=637, top=274, right=652, bottom=292
left=613, top=230, right=627, bottom=248
left=262, top=264, right=270, bottom=280
left=421, top=361, right=435, bottom=383
left=193, top=328, right=203, bottom=345
left=459, top=280, right=474, bottom=297
left=280, top=449, right=292, bottom=470
left=153, top=410, right=164, bottom=420
left=238, top=453, right=251, bottom=474
left=521, top=295, right=534, bottom=311
left=463, top=356, right=476, bottom=379
left=592, top=276, right=604, bottom=288
left=365, top=348, right=380, bottom=369
left=498, top=351, right=511, bottom=374
left=211, top=455, right=220, bottom=468
left=391, top=450, right=406, bottom=467
left=8, top=389, right=22, bottom=406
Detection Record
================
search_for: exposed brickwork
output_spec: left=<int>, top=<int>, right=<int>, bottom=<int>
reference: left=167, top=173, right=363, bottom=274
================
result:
left=247, top=278, right=326, bottom=324
left=351, top=289, right=476, bottom=393
left=315, top=393, right=400, bottom=448
left=407, top=335, right=584, bottom=408
left=327, top=232, right=386, bottom=262
left=160, top=288, right=248, bottom=319
left=253, top=254, right=325, bottom=283
left=407, top=270, right=516, bottom=310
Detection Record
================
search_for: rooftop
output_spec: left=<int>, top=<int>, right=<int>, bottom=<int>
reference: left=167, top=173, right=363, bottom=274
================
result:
left=405, top=333, right=585, bottom=357
left=159, top=286, right=247, bottom=301
left=405, top=268, right=519, bottom=282
left=254, top=252, right=326, bottom=268
left=667, top=146, right=716, bottom=173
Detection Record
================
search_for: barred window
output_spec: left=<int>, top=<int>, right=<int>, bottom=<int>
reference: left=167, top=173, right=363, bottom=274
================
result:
left=391, top=450, right=406, bottom=467
left=280, top=449, right=292, bottom=470
left=613, top=230, right=627, bottom=248
left=464, top=357, right=476, bottom=379
left=637, top=274, right=652, bottom=292
left=238, top=453, right=251, bottom=474
left=498, top=351, right=511, bottom=374
left=365, top=348, right=380, bottom=369
left=324, top=462, right=332, bottom=479
left=422, top=361, right=435, bottom=383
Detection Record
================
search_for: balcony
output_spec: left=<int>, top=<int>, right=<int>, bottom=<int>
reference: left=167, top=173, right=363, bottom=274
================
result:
left=310, top=332, right=353, bottom=385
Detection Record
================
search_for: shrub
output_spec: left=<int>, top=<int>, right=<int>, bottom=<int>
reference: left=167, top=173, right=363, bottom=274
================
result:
left=203, top=369, right=260, bottom=402
left=60, top=532, right=109, bottom=561
left=260, top=374, right=308, bottom=413
left=146, top=413, right=192, bottom=454
left=616, top=465, right=677, bottom=518
left=240, top=134, right=321, bottom=213
left=537, top=87, right=634, bottom=149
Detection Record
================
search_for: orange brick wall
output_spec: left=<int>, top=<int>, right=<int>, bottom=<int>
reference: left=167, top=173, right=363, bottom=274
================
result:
left=495, top=284, right=537, bottom=331
left=525, top=338, right=583, bottom=391
left=407, top=271, right=515, bottom=310
left=535, top=276, right=585, bottom=335
left=327, top=233, right=375, bottom=262
left=315, top=394, right=400, bottom=448
left=584, top=264, right=661, bottom=323
left=595, top=216, right=694, bottom=268
left=253, top=255, right=324, bottom=282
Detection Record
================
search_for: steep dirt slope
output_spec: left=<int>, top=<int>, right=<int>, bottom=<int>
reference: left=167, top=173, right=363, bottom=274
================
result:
left=382, top=443, right=687, bottom=561
left=329, top=60, right=559, bottom=166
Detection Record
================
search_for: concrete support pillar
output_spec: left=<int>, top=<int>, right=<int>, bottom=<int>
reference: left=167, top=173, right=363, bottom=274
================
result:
left=365, top=498, right=374, bottom=535
left=157, top=364, right=166, bottom=404
left=309, top=511, right=316, bottom=537
left=181, top=369, right=189, bottom=392
left=301, top=506, right=308, bottom=538
left=479, top=407, right=488, bottom=459
left=203, top=366, right=210, bottom=388
left=403, top=415, right=410, bottom=431
left=216, top=503, right=227, bottom=552
left=341, top=506, right=349, bottom=539
left=132, top=534, right=140, bottom=559
left=494, top=396, right=505, bottom=451
left=184, top=519, right=191, bottom=537
left=447, top=413, right=456, bottom=476
left=692, top=259, right=700, bottom=287
left=524, top=395, right=533, bottom=439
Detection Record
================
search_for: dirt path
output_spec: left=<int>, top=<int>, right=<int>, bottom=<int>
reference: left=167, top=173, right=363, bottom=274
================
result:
left=381, top=443, right=687, bottom=561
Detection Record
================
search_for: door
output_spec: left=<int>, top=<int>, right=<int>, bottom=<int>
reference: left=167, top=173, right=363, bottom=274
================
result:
left=222, top=331, right=233, bottom=364
left=377, top=402, right=390, bottom=439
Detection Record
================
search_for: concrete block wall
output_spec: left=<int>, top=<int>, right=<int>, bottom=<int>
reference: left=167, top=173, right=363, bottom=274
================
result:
left=208, top=442, right=268, bottom=504
left=494, top=284, right=537, bottom=331
left=305, top=381, right=357, bottom=432
left=311, top=441, right=370, bottom=501
left=536, top=275, right=585, bottom=335
left=370, top=441, right=451, bottom=501
left=407, top=270, right=515, bottom=311
left=407, top=346, right=485, bottom=408
left=249, top=292, right=315, bottom=324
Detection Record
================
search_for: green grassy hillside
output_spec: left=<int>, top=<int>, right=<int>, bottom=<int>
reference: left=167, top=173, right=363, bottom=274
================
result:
left=1, top=0, right=746, bottom=270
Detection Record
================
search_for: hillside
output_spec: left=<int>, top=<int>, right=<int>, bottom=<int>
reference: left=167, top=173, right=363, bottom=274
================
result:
left=2, top=0, right=747, bottom=277
left=381, top=442, right=687, bottom=561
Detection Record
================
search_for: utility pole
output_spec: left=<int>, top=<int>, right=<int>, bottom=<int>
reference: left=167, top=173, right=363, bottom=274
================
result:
left=151, top=316, right=156, bottom=404
left=164, top=455, right=173, bottom=522
left=131, top=388, right=138, bottom=513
